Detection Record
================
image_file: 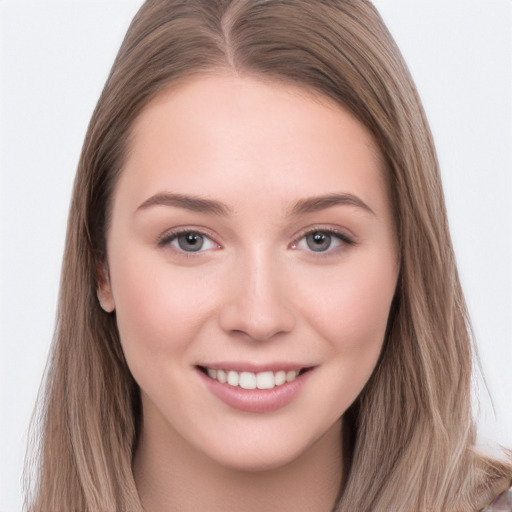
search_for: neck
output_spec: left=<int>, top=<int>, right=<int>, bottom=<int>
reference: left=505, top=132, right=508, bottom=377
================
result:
left=133, top=414, right=343, bottom=512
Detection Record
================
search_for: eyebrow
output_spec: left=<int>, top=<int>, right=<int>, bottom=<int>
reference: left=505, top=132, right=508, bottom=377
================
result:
left=137, top=193, right=232, bottom=216
left=136, top=191, right=374, bottom=217
left=289, top=193, right=375, bottom=217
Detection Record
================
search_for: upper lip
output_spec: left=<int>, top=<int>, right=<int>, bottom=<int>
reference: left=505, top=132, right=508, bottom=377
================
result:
left=197, top=362, right=314, bottom=373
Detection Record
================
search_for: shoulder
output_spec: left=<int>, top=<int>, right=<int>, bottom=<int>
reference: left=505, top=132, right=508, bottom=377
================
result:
left=482, top=487, right=512, bottom=511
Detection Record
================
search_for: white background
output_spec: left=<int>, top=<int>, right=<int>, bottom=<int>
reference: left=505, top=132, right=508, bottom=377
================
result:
left=1, top=1, right=511, bottom=510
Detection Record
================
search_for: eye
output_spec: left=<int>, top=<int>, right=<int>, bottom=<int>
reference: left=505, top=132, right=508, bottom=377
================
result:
left=305, top=231, right=336, bottom=252
left=292, top=229, right=354, bottom=253
left=159, top=230, right=219, bottom=253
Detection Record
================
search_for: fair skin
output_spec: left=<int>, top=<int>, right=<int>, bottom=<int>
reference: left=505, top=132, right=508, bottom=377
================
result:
left=98, top=73, right=399, bottom=512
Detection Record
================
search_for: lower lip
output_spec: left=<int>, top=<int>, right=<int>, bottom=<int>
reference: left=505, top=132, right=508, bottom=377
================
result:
left=197, top=368, right=313, bottom=413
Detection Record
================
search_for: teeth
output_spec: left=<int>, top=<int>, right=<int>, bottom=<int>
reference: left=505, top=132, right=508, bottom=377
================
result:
left=256, top=371, right=274, bottom=390
left=205, top=368, right=302, bottom=389
left=239, top=372, right=256, bottom=390
left=286, top=370, right=298, bottom=382
left=227, top=371, right=239, bottom=386
left=274, top=370, right=286, bottom=386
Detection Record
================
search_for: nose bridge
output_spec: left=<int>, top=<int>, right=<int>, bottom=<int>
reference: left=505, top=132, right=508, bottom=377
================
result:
left=219, top=245, right=295, bottom=341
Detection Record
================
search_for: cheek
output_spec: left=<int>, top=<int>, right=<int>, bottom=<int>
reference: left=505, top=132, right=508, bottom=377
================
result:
left=298, top=256, right=397, bottom=420
left=298, top=252, right=397, bottom=355
left=108, top=253, right=216, bottom=364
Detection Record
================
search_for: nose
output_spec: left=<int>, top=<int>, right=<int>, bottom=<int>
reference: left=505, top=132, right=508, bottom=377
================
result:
left=218, top=253, right=296, bottom=342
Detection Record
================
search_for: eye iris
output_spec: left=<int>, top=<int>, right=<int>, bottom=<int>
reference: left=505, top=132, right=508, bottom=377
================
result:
left=306, top=231, right=331, bottom=251
left=177, top=233, right=204, bottom=251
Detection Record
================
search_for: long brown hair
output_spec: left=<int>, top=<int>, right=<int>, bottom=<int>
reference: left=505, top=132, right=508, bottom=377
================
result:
left=26, top=1, right=511, bottom=510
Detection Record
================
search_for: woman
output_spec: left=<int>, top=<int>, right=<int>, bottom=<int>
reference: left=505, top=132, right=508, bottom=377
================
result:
left=25, top=1, right=511, bottom=511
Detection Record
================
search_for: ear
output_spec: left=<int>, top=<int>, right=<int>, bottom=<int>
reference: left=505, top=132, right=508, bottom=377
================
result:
left=96, top=261, right=115, bottom=313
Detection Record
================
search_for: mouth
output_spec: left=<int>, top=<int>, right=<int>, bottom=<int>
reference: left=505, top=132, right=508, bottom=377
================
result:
left=197, top=366, right=312, bottom=390
left=196, top=364, right=315, bottom=413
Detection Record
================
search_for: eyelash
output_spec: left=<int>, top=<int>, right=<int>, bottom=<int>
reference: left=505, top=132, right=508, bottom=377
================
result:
left=157, top=226, right=356, bottom=256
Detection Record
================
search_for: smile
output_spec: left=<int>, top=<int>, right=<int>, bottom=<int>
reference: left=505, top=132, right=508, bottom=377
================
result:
left=197, top=365, right=314, bottom=413
left=200, top=367, right=304, bottom=390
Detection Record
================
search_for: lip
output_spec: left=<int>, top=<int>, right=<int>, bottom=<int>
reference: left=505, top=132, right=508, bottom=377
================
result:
left=199, top=361, right=308, bottom=373
left=196, top=365, right=314, bottom=413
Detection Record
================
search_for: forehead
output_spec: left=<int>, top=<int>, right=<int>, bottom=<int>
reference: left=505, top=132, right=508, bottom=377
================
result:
left=116, top=73, right=388, bottom=217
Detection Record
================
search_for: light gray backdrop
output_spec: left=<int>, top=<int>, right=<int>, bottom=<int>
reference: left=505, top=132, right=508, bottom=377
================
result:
left=1, top=1, right=511, bottom=511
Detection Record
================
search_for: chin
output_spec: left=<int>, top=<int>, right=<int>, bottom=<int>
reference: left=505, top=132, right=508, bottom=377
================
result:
left=209, top=443, right=309, bottom=473
left=196, top=419, right=340, bottom=474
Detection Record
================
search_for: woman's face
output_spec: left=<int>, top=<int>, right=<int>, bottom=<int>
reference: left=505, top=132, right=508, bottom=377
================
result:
left=99, top=74, right=399, bottom=471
